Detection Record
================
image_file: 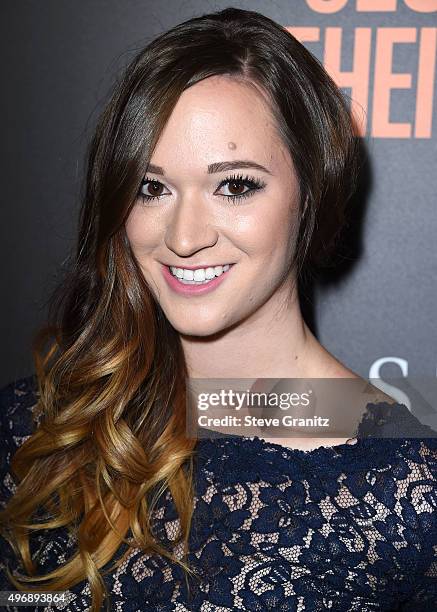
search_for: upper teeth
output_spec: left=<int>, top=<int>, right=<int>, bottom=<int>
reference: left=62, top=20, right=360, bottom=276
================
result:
left=170, top=264, right=230, bottom=281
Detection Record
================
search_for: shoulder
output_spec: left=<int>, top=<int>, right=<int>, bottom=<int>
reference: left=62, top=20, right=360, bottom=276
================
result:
left=0, top=374, right=40, bottom=439
left=358, top=400, right=437, bottom=442
left=346, top=399, right=437, bottom=489
left=0, top=374, right=40, bottom=419
left=0, top=375, right=40, bottom=506
left=0, top=376, right=41, bottom=589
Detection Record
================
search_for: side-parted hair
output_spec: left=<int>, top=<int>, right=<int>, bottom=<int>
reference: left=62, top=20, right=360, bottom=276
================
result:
left=0, top=7, right=359, bottom=611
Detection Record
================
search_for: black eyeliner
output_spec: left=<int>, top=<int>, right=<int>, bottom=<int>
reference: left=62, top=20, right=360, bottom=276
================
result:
left=137, top=173, right=266, bottom=204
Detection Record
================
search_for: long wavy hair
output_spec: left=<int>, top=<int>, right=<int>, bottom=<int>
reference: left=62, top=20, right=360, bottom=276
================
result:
left=0, top=6, right=359, bottom=611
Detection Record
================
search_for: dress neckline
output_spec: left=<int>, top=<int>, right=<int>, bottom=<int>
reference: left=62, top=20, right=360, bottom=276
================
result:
left=195, top=400, right=415, bottom=461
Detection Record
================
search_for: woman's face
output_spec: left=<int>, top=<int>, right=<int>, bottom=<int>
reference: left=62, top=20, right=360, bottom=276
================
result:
left=125, top=75, right=301, bottom=337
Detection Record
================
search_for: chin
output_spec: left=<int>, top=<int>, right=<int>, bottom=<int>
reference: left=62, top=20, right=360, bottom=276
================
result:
left=173, top=322, right=223, bottom=338
left=167, top=313, right=232, bottom=338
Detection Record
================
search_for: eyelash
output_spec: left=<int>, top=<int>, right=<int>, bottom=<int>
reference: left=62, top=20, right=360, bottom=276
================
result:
left=136, top=173, right=266, bottom=205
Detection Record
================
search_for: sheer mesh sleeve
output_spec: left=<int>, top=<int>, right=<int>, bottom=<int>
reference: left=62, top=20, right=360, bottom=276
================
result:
left=0, top=377, right=39, bottom=592
left=394, top=438, right=437, bottom=610
left=0, top=377, right=94, bottom=611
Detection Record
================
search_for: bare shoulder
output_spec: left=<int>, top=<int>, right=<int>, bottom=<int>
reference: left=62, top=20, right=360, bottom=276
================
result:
left=321, top=360, right=398, bottom=405
left=300, top=333, right=399, bottom=406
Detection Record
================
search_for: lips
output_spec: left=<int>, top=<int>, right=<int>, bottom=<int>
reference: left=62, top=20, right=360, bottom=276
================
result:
left=164, top=263, right=233, bottom=271
left=161, top=263, right=234, bottom=296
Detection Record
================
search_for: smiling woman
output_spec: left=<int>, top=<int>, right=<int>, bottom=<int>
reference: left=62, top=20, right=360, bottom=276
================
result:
left=125, top=74, right=304, bottom=339
left=0, top=6, right=436, bottom=612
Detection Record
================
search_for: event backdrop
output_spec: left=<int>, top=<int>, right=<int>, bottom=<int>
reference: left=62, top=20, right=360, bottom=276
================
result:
left=1, top=1, right=436, bottom=403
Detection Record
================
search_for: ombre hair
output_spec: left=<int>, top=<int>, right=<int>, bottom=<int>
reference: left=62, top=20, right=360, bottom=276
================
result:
left=0, top=7, right=359, bottom=611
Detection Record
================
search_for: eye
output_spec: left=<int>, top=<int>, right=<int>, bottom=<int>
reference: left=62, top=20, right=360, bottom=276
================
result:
left=137, top=178, right=170, bottom=203
left=215, top=174, right=266, bottom=204
left=136, top=173, right=266, bottom=205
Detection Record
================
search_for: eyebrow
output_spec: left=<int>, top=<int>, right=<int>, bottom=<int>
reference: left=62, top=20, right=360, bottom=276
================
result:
left=146, top=160, right=273, bottom=176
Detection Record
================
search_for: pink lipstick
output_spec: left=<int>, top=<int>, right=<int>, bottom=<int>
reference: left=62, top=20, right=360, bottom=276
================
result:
left=161, top=264, right=234, bottom=296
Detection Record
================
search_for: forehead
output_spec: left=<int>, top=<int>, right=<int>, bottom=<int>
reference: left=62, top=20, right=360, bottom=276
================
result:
left=150, top=75, right=290, bottom=173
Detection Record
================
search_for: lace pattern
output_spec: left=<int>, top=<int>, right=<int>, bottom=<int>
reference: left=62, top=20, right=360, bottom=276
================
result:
left=1, top=376, right=436, bottom=611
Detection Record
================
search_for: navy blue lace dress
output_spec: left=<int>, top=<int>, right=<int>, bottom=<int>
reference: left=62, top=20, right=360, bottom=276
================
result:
left=1, top=375, right=436, bottom=611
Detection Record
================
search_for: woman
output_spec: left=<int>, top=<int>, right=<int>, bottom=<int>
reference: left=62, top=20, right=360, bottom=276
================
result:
left=1, top=7, right=436, bottom=611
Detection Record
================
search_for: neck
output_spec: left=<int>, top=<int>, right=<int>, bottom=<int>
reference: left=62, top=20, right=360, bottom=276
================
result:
left=179, top=281, right=347, bottom=380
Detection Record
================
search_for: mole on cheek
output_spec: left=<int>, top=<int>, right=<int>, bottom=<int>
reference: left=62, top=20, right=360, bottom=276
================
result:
left=228, top=141, right=237, bottom=150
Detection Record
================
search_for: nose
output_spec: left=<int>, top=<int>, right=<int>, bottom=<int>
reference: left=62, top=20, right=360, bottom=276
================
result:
left=164, top=194, right=219, bottom=257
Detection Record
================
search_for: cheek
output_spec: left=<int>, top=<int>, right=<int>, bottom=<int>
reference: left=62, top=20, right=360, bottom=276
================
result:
left=235, top=198, right=298, bottom=256
left=124, top=207, right=158, bottom=254
left=124, top=208, right=142, bottom=246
